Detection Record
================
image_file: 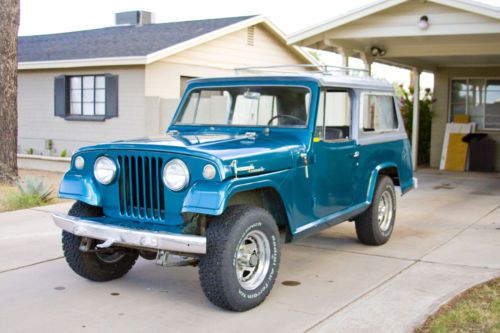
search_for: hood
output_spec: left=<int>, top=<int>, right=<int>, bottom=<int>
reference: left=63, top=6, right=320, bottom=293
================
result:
left=79, top=131, right=306, bottom=177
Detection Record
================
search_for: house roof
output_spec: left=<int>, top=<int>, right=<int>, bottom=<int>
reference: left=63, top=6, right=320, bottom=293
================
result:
left=18, top=15, right=314, bottom=70
left=288, top=0, right=500, bottom=45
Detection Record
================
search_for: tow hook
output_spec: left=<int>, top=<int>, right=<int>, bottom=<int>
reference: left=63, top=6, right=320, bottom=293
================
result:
left=155, top=250, right=198, bottom=267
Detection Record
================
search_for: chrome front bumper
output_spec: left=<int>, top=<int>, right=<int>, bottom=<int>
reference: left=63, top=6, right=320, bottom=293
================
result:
left=52, top=213, right=206, bottom=254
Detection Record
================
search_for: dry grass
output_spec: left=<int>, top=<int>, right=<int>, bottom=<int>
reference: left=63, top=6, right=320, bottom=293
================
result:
left=0, top=169, right=64, bottom=212
left=415, top=278, right=500, bottom=333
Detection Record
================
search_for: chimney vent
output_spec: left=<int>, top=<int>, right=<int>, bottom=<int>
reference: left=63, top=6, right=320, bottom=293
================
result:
left=115, top=11, right=154, bottom=26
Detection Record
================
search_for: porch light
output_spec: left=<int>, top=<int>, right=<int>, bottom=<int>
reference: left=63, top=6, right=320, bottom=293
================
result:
left=370, top=46, right=386, bottom=57
left=418, top=15, right=429, bottom=30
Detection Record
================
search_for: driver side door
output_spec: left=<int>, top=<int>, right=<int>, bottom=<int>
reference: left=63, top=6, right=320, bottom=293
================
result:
left=310, top=89, right=357, bottom=218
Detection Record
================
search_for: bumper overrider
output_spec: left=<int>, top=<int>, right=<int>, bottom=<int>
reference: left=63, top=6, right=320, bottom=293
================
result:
left=52, top=213, right=206, bottom=254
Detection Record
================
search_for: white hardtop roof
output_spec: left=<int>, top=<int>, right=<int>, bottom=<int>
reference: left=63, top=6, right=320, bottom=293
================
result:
left=189, top=72, right=394, bottom=91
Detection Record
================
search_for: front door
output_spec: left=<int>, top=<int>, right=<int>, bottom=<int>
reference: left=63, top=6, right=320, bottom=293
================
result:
left=310, top=90, right=356, bottom=219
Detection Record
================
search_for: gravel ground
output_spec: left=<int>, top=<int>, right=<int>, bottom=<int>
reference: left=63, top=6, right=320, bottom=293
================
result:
left=0, top=169, right=66, bottom=212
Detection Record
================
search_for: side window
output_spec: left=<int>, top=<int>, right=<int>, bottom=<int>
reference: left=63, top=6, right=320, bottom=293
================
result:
left=361, top=94, right=398, bottom=133
left=314, top=90, right=351, bottom=141
left=54, top=74, right=118, bottom=120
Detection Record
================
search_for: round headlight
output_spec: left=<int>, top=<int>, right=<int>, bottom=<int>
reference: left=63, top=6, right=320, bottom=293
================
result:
left=203, top=164, right=216, bottom=180
left=163, top=159, right=189, bottom=191
left=74, top=156, right=85, bottom=170
left=94, top=156, right=117, bottom=185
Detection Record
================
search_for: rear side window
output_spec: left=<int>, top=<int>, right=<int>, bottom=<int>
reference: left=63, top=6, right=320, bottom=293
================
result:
left=360, top=94, right=398, bottom=133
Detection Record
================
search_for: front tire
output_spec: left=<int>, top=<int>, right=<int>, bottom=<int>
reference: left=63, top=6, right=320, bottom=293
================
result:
left=62, top=201, right=138, bottom=282
left=355, top=176, right=396, bottom=245
left=199, top=205, right=280, bottom=311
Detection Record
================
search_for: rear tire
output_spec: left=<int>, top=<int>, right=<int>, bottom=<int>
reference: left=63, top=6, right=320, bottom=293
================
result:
left=62, top=201, right=138, bottom=282
left=199, top=205, right=280, bottom=311
left=355, top=176, right=396, bottom=245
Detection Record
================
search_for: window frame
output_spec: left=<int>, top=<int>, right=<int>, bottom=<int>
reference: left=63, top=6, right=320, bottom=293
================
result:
left=449, top=77, right=500, bottom=131
left=54, top=73, right=118, bottom=122
left=358, top=91, right=400, bottom=135
left=68, top=74, right=106, bottom=118
left=315, top=88, right=354, bottom=143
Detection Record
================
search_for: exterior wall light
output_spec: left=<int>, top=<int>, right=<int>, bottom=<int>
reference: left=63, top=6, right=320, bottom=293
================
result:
left=370, top=46, right=386, bottom=57
left=418, top=15, right=429, bottom=30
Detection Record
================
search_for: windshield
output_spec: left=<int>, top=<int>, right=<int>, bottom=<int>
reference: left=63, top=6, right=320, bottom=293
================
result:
left=175, top=86, right=311, bottom=127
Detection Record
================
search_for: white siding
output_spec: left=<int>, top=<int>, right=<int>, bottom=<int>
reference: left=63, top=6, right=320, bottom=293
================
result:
left=18, top=23, right=310, bottom=157
left=17, top=66, right=146, bottom=155
left=144, top=23, right=308, bottom=126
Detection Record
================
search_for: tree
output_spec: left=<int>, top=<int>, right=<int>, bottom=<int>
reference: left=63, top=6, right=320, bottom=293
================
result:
left=397, top=85, right=435, bottom=166
left=0, top=0, right=20, bottom=184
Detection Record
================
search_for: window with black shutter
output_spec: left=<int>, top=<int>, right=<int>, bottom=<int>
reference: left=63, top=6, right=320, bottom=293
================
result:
left=54, top=74, right=118, bottom=121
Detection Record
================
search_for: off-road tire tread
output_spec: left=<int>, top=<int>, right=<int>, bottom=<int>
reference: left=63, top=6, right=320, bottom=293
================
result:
left=62, top=201, right=138, bottom=282
left=198, top=205, right=280, bottom=311
left=355, top=176, right=396, bottom=246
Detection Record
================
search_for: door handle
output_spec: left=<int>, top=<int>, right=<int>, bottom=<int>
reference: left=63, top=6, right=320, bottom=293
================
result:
left=352, top=151, right=360, bottom=158
left=300, top=153, right=309, bottom=178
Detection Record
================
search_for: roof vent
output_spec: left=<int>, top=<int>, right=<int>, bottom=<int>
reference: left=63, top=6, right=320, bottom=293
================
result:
left=115, top=11, right=154, bottom=26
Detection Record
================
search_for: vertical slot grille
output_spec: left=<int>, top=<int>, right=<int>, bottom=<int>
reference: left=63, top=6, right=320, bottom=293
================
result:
left=118, top=155, right=165, bottom=221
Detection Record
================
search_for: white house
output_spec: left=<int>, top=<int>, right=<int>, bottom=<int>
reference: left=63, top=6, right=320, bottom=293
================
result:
left=17, top=13, right=314, bottom=156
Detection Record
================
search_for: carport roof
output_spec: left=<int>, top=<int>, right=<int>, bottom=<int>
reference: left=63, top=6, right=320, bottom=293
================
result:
left=288, top=0, right=500, bottom=71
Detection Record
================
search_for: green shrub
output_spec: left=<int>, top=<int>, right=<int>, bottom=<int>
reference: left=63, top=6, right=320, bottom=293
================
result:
left=60, top=149, right=67, bottom=157
left=2, top=178, right=53, bottom=210
left=397, top=86, right=435, bottom=166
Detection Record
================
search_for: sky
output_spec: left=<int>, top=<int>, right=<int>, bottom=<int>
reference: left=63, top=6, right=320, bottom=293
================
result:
left=18, top=0, right=500, bottom=90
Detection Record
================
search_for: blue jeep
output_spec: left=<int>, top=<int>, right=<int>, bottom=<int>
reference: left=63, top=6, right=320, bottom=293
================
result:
left=53, top=73, right=415, bottom=311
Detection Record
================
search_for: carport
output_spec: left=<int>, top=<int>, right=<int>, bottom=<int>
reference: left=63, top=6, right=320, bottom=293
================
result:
left=288, top=0, right=500, bottom=171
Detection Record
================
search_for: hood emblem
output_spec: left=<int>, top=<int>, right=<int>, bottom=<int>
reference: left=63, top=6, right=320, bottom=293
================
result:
left=231, top=160, right=257, bottom=178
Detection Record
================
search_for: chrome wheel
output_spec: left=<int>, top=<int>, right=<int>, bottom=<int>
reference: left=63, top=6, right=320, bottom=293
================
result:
left=236, top=229, right=271, bottom=291
left=377, top=190, right=393, bottom=233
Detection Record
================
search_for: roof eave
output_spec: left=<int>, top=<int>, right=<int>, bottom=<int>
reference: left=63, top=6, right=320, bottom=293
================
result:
left=18, top=56, right=147, bottom=70
left=287, top=0, right=500, bottom=46
left=287, top=0, right=406, bottom=45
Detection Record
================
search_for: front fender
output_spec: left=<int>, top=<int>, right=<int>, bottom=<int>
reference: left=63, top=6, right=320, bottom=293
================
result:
left=182, top=169, right=291, bottom=216
left=58, top=171, right=102, bottom=206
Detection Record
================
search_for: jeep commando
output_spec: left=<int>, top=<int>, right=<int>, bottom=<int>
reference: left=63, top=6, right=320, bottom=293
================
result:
left=53, top=71, right=415, bottom=311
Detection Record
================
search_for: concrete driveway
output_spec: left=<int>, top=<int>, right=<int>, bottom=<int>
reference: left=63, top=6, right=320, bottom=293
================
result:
left=0, top=170, right=499, bottom=332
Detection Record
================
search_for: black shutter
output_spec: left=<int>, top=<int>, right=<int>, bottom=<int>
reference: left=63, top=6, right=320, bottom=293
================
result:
left=54, top=75, right=67, bottom=118
left=105, top=74, right=119, bottom=119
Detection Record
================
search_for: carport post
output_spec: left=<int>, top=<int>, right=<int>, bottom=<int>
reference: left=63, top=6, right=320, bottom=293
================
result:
left=411, top=68, right=421, bottom=171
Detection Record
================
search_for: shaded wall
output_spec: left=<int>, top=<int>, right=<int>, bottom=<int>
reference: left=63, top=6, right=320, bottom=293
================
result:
left=431, top=66, right=500, bottom=171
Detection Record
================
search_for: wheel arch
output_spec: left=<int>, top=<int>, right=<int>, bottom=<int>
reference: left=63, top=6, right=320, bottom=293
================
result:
left=226, top=186, right=292, bottom=242
left=366, top=163, right=400, bottom=204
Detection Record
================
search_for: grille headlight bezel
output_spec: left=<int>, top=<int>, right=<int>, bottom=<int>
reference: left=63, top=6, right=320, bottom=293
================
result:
left=93, top=156, right=117, bottom=185
left=163, top=159, right=190, bottom=191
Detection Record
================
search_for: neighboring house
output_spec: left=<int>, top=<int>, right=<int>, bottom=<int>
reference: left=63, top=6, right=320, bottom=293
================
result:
left=17, top=13, right=314, bottom=155
left=289, top=0, right=500, bottom=171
